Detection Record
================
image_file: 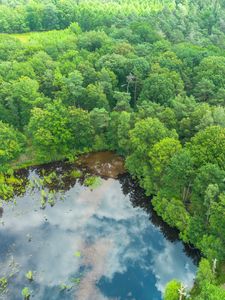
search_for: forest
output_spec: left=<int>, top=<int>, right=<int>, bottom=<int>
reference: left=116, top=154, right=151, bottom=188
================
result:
left=0, top=0, right=225, bottom=299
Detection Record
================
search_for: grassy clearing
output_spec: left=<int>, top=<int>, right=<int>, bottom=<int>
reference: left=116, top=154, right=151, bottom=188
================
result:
left=0, top=30, right=62, bottom=43
left=0, top=32, right=39, bottom=43
left=10, top=33, right=33, bottom=43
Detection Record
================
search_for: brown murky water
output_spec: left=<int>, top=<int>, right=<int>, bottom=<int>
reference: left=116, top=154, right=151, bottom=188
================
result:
left=77, top=151, right=125, bottom=178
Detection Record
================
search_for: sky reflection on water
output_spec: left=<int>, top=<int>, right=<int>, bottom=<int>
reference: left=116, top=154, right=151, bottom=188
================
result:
left=0, top=169, right=197, bottom=300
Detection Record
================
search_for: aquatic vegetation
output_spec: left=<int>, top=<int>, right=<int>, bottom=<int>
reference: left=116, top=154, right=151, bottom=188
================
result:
left=48, top=195, right=55, bottom=207
left=40, top=189, right=47, bottom=209
left=59, top=278, right=81, bottom=292
left=40, top=189, right=57, bottom=208
left=5, top=176, right=22, bottom=185
left=73, top=251, right=81, bottom=258
left=59, top=283, right=73, bottom=291
left=29, top=172, right=58, bottom=192
left=84, top=176, right=102, bottom=189
left=0, top=183, right=14, bottom=200
left=0, top=174, right=23, bottom=201
left=25, top=271, right=33, bottom=281
left=22, top=287, right=31, bottom=299
left=29, top=171, right=56, bottom=187
left=0, top=277, right=8, bottom=294
left=42, top=171, right=57, bottom=185
left=28, top=173, right=60, bottom=208
left=70, top=277, right=81, bottom=284
left=29, top=177, right=44, bottom=191
left=70, top=169, right=82, bottom=179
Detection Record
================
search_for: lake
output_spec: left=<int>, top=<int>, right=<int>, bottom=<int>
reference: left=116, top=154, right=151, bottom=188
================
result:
left=0, top=160, right=199, bottom=300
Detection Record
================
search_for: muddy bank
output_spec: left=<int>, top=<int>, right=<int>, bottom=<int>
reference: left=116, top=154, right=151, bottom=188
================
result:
left=77, top=151, right=125, bottom=178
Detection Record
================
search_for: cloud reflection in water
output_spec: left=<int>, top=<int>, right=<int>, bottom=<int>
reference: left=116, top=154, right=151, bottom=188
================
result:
left=0, top=174, right=197, bottom=300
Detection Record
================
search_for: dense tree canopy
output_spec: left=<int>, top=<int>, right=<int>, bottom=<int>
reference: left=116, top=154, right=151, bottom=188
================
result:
left=28, top=101, right=94, bottom=159
left=0, top=121, right=24, bottom=172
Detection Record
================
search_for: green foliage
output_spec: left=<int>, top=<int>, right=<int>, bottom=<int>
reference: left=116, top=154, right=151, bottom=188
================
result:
left=114, top=92, right=132, bottom=112
left=0, top=277, right=8, bottom=294
left=0, top=1, right=174, bottom=33
left=139, top=64, right=184, bottom=105
left=73, top=251, right=81, bottom=258
left=0, top=121, right=25, bottom=171
left=188, top=126, right=225, bottom=169
left=143, top=137, right=182, bottom=195
left=84, top=176, right=102, bottom=189
left=81, top=83, right=109, bottom=111
left=0, top=174, right=23, bottom=200
left=164, top=280, right=181, bottom=300
left=77, top=30, right=109, bottom=52
left=126, top=117, right=177, bottom=181
left=58, top=70, right=84, bottom=106
left=106, top=111, right=132, bottom=155
left=196, top=259, right=215, bottom=287
left=194, top=56, right=225, bottom=104
left=25, top=271, right=33, bottom=281
left=0, top=77, right=42, bottom=129
left=90, top=108, right=110, bottom=134
left=195, top=282, right=225, bottom=300
left=70, top=169, right=82, bottom=179
left=0, top=1, right=225, bottom=297
left=28, top=101, right=94, bottom=159
left=70, top=277, right=81, bottom=284
left=152, top=194, right=190, bottom=236
left=59, top=283, right=72, bottom=291
left=22, top=287, right=30, bottom=300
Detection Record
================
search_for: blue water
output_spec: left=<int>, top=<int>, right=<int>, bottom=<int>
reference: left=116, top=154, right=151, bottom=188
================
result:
left=0, top=166, right=198, bottom=300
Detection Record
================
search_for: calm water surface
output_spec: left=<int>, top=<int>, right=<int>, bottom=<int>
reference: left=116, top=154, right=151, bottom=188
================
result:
left=0, top=162, right=199, bottom=300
